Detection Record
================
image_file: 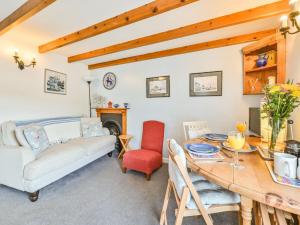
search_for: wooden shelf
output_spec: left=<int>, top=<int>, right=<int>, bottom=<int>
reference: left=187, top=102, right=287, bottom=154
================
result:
left=242, top=33, right=286, bottom=95
left=245, top=64, right=277, bottom=73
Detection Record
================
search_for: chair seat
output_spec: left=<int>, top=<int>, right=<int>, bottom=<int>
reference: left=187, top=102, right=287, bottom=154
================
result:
left=187, top=188, right=241, bottom=210
left=189, top=171, right=206, bottom=182
left=123, top=149, right=162, bottom=175
left=193, top=180, right=221, bottom=191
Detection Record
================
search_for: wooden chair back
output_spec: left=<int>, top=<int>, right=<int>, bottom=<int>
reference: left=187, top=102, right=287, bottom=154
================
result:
left=183, top=121, right=210, bottom=141
left=167, top=139, right=213, bottom=225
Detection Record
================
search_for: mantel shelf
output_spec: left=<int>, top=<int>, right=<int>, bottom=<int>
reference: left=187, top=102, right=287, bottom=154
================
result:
left=245, top=64, right=277, bottom=73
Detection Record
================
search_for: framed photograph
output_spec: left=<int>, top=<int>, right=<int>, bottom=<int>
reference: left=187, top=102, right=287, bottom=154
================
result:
left=146, top=76, right=170, bottom=98
left=189, top=71, right=222, bottom=97
left=44, top=69, right=67, bottom=95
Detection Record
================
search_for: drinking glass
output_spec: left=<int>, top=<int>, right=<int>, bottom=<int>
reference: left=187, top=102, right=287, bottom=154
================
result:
left=228, top=131, right=245, bottom=169
left=236, top=121, right=247, bottom=134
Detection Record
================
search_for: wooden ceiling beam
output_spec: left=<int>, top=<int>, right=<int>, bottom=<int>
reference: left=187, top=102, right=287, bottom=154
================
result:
left=0, top=0, right=56, bottom=36
left=38, top=0, right=198, bottom=53
left=69, top=0, right=290, bottom=63
left=88, top=29, right=276, bottom=70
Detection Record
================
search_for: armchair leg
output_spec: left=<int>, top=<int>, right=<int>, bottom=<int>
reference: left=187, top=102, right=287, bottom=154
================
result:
left=145, top=174, right=151, bottom=181
left=107, top=152, right=113, bottom=157
left=28, top=191, right=39, bottom=202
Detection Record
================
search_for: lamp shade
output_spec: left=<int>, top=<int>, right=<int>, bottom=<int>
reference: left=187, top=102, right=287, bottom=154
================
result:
left=83, top=75, right=97, bottom=82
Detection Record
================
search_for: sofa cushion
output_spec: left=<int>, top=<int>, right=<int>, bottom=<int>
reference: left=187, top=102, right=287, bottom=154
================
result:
left=68, top=135, right=116, bottom=155
left=15, top=126, right=31, bottom=148
left=23, top=125, right=50, bottom=155
left=44, top=121, right=81, bottom=144
left=24, top=142, right=86, bottom=180
left=81, top=118, right=104, bottom=138
left=0, top=126, right=4, bottom=146
left=1, top=121, right=19, bottom=146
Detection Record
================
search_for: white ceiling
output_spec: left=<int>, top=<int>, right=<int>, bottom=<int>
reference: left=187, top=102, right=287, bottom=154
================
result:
left=1, top=0, right=284, bottom=66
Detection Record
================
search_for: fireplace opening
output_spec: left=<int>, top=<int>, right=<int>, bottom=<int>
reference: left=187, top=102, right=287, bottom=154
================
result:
left=103, top=120, right=121, bottom=152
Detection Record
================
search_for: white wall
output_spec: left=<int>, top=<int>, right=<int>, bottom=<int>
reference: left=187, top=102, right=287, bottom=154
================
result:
left=0, top=34, right=89, bottom=123
left=91, top=44, right=261, bottom=156
left=287, top=35, right=300, bottom=140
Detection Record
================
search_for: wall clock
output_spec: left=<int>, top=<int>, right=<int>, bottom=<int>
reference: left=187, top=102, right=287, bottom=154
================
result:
left=103, top=72, right=116, bottom=90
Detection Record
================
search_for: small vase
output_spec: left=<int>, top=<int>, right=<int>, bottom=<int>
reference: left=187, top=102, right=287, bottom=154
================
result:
left=268, top=117, right=284, bottom=156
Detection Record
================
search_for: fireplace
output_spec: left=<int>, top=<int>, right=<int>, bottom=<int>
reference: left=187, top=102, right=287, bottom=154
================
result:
left=96, top=108, right=128, bottom=152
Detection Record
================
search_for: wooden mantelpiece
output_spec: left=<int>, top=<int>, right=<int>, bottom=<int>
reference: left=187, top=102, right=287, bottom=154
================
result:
left=96, top=108, right=128, bottom=135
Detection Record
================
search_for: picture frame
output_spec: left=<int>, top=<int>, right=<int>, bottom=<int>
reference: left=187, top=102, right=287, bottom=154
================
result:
left=189, top=71, right=222, bottom=97
left=44, top=69, right=67, bottom=95
left=146, top=76, right=170, bottom=98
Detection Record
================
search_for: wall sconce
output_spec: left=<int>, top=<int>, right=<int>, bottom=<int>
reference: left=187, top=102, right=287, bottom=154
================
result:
left=280, top=0, right=300, bottom=38
left=13, top=49, right=36, bottom=70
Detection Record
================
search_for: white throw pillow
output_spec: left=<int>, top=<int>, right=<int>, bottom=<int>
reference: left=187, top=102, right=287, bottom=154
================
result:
left=1, top=121, right=19, bottom=146
left=81, top=117, right=104, bottom=138
left=15, top=126, right=31, bottom=148
left=23, top=125, right=50, bottom=155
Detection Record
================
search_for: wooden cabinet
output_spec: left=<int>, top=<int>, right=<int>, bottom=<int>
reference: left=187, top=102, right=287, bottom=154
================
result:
left=242, top=33, right=286, bottom=95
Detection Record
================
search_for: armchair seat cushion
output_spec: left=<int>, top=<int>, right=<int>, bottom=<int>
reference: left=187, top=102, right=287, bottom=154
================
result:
left=123, top=149, right=162, bottom=175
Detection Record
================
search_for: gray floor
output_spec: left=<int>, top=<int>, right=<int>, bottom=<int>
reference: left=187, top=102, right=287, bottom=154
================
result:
left=0, top=152, right=238, bottom=225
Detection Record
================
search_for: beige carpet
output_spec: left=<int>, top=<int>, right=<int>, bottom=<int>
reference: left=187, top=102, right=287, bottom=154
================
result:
left=0, top=153, right=238, bottom=225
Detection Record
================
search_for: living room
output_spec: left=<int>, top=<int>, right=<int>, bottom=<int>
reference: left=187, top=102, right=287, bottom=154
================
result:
left=1, top=1, right=300, bottom=225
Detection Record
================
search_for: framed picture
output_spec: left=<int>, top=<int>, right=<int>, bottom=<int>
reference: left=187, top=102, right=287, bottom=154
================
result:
left=146, top=76, right=170, bottom=98
left=44, top=69, right=67, bottom=95
left=189, top=71, right=222, bottom=97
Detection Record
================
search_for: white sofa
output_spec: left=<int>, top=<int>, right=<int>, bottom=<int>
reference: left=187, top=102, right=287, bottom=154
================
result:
left=0, top=117, right=116, bottom=201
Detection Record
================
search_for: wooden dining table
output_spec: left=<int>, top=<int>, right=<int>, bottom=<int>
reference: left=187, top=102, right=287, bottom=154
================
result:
left=184, top=137, right=300, bottom=225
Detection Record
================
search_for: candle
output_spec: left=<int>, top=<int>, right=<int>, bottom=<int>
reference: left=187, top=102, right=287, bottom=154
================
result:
left=280, top=15, right=288, bottom=28
left=290, top=0, right=299, bottom=11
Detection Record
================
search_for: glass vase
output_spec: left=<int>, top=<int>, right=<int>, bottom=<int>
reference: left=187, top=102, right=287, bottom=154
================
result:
left=268, top=117, right=284, bottom=156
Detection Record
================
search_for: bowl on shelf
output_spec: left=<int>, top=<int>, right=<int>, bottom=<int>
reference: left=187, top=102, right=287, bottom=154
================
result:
left=124, top=103, right=129, bottom=108
left=113, top=104, right=120, bottom=108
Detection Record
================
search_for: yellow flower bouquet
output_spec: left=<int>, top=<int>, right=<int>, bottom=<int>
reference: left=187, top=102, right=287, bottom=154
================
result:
left=262, top=81, right=300, bottom=153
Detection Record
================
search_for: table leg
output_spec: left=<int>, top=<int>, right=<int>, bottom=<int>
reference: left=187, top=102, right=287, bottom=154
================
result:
left=241, top=196, right=253, bottom=225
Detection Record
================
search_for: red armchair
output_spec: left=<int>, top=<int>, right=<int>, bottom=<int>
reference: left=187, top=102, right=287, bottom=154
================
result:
left=122, top=120, right=165, bottom=180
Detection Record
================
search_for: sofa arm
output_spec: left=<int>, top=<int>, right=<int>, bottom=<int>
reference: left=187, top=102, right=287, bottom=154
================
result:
left=0, top=146, right=35, bottom=191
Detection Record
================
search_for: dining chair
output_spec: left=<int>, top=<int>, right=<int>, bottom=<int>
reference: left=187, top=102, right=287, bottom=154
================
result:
left=254, top=202, right=293, bottom=225
left=160, top=139, right=241, bottom=225
left=183, top=121, right=211, bottom=141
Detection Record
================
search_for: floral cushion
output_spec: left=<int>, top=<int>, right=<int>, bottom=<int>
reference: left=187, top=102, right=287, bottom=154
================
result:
left=23, top=125, right=50, bottom=155
left=81, top=118, right=104, bottom=138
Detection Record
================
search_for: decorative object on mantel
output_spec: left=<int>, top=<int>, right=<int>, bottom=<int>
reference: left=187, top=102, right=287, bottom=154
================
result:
left=103, top=72, right=116, bottom=90
left=189, top=71, right=222, bottom=97
left=261, top=82, right=300, bottom=157
left=44, top=69, right=67, bottom=95
left=83, top=75, right=98, bottom=117
left=280, top=0, right=300, bottom=38
left=107, top=101, right=113, bottom=108
left=92, top=95, right=107, bottom=109
left=13, top=49, right=36, bottom=70
left=146, top=76, right=170, bottom=98
left=123, top=103, right=129, bottom=109
left=113, top=104, right=119, bottom=108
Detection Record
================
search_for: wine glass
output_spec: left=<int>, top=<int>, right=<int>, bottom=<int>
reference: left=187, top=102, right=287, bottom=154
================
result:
left=228, top=131, right=245, bottom=169
left=236, top=121, right=247, bottom=134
